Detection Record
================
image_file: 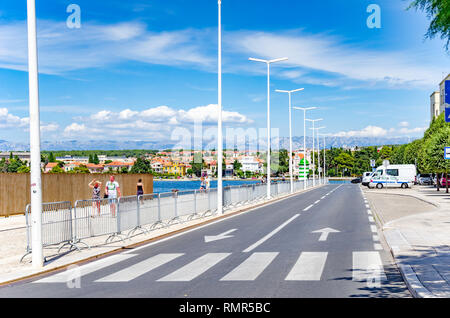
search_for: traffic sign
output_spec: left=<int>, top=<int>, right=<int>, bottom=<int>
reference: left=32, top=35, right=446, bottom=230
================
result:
left=446, top=107, right=450, bottom=123
left=445, top=80, right=450, bottom=104
left=370, top=159, right=376, bottom=168
left=445, top=147, right=450, bottom=160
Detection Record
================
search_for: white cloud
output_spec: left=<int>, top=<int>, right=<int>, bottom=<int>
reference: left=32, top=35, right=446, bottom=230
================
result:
left=398, top=127, right=427, bottom=135
left=399, top=121, right=410, bottom=127
left=0, top=107, right=29, bottom=128
left=334, top=124, right=427, bottom=138
left=41, top=123, right=59, bottom=132
left=64, top=123, right=86, bottom=134
left=335, top=126, right=388, bottom=138
left=0, top=20, right=214, bottom=74
left=0, top=19, right=445, bottom=90
left=226, top=30, right=445, bottom=88
left=62, top=104, right=253, bottom=141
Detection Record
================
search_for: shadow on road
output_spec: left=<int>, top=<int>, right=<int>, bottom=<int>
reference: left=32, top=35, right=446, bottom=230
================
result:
left=332, top=264, right=412, bottom=298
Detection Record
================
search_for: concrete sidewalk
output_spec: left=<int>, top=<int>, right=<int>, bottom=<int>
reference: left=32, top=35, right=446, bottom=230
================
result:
left=363, top=185, right=450, bottom=298
left=0, top=185, right=326, bottom=286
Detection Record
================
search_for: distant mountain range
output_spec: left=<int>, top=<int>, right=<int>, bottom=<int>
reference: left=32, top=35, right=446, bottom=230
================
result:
left=0, top=136, right=416, bottom=152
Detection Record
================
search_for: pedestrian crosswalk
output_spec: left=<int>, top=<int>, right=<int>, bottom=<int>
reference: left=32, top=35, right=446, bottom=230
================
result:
left=285, top=252, right=328, bottom=281
left=34, top=251, right=387, bottom=286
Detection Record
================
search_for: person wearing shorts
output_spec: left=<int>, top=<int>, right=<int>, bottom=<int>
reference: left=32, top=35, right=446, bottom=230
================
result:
left=88, top=179, right=102, bottom=217
left=105, top=176, right=121, bottom=217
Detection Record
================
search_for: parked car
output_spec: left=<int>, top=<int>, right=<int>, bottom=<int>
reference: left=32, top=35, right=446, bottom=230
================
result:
left=417, top=174, right=434, bottom=185
left=362, top=172, right=373, bottom=186
left=351, top=177, right=362, bottom=184
left=368, top=175, right=414, bottom=189
left=440, top=177, right=450, bottom=187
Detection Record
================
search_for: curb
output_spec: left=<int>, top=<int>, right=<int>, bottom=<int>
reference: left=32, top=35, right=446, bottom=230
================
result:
left=361, top=186, right=441, bottom=298
left=0, top=183, right=329, bottom=286
left=388, top=246, right=437, bottom=298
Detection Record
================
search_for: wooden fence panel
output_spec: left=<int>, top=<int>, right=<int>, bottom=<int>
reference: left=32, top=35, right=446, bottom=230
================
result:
left=0, top=174, right=153, bottom=217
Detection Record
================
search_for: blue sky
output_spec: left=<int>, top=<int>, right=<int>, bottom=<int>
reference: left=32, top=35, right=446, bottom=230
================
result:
left=0, top=0, right=449, bottom=147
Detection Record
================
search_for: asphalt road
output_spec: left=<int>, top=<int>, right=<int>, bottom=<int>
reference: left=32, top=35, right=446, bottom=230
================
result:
left=0, top=184, right=411, bottom=298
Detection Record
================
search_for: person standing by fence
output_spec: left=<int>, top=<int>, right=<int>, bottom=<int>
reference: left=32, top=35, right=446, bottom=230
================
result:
left=137, top=179, right=145, bottom=204
left=88, top=179, right=102, bottom=217
left=105, top=176, right=121, bottom=217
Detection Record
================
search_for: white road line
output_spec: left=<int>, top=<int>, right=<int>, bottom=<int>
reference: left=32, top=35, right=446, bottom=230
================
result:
left=370, top=225, right=378, bottom=233
left=34, top=254, right=137, bottom=283
left=373, top=235, right=380, bottom=241
left=367, top=210, right=372, bottom=215
left=352, top=252, right=387, bottom=283
left=374, top=243, right=383, bottom=251
left=95, top=253, right=184, bottom=283
left=321, top=196, right=326, bottom=200
left=365, top=204, right=370, bottom=209
left=285, top=252, right=328, bottom=281
left=368, top=216, right=375, bottom=223
left=243, top=214, right=300, bottom=253
left=314, top=200, right=320, bottom=204
left=158, top=253, right=231, bottom=282
left=220, top=252, right=278, bottom=281
left=303, top=205, right=314, bottom=211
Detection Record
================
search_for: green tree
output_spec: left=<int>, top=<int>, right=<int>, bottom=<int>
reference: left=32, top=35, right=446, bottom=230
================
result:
left=93, top=154, right=100, bottom=165
left=72, top=165, right=90, bottom=174
left=130, top=157, right=151, bottom=174
left=191, top=153, right=205, bottom=177
left=233, top=160, right=242, bottom=172
left=50, top=165, right=64, bottom=174
left=17, top=165, right=30, bottom=173
left=48, top=152, right=56, bottom=163
left=408, top=0, right=450, bottom=50
left=333, top=152, right=355, bottom=177
left=7, top=159, right=23, bottom=173
left=88, top=154, right=94, bottom=164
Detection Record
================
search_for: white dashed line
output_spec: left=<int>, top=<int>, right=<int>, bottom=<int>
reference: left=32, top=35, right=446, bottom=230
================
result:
left=374, top=243, right=383, bottom=251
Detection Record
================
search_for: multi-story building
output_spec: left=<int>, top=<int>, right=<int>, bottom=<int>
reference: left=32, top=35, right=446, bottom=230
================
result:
left=430, top=73, right=449, bottom=121
left=105, top=161, right=134, bottom=172
left=430, top=91, right=442, bottom=121
left=239, top=156, right=263, bottom=174
left=0, top=152, right=31, bottom=163
left=163, top=162, right=186, bottom=176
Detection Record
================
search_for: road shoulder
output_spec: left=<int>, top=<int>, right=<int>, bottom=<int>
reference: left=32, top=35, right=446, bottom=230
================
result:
left=362, top=186, right=450, bottom=298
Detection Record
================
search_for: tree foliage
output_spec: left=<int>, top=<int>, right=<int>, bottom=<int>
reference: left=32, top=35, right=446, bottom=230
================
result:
left=408, top=0, right=450, bottom=50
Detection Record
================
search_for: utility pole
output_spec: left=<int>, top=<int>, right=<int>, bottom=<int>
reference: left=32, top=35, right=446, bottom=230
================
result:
left=27, top=0, right=44, bottom=268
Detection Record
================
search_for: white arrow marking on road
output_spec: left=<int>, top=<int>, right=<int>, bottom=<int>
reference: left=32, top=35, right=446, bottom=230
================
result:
left=204, top=229, right=237, bottom=243
left=312, top=228, right=340, bottom=242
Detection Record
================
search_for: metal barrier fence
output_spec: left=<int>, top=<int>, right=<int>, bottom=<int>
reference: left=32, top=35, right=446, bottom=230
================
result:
left=22, top=201, right=77, bottom=262
left=22, top=179, right=328, bottom=262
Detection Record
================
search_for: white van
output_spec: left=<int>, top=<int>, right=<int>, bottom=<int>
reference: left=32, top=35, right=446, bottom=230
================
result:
left=368, top=164, right=417, bottom=189
left=362, top=172, right=373, bottom=186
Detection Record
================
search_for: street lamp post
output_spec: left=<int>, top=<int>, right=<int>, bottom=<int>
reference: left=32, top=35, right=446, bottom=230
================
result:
left=306, top=119, right=323, bottom=187
left=319, top=133, right=327, bottom=184
left=249, top=57, right=288, bottom=199
left=312, top=127, right=325, bottom=184
left=217, top=0, right=223, bottom=215
left=27, top=0, right=43, bottom=268
left=275, top=88, right=304, bottom=194
left=293, top=107, right=316, bottom=190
